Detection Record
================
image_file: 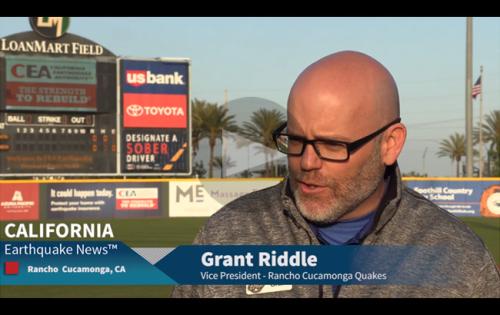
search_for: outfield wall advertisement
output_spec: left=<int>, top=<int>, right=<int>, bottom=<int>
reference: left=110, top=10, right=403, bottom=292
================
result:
left=0, top=178, right=498, bottom=220
left=168, top=179, right=282, bottom=217
left=405, top=180, right=500, bottom=217
left=0, top=182, right=166, bottom=220
left=0, top=183, right=39, bottom=221
left=46, top=182, right=165, bottom=219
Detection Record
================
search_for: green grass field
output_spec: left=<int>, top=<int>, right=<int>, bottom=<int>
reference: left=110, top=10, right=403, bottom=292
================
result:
left=1, top=217, right=498, bottom=298
left=460, top=217, right=500, bottom=263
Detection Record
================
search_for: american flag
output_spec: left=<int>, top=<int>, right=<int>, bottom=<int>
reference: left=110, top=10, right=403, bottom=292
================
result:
left=472, top=76, right=481, bottom=99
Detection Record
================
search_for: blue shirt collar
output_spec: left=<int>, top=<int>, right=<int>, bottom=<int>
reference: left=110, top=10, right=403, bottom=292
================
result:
left=309, top=209, right=378, bottom=245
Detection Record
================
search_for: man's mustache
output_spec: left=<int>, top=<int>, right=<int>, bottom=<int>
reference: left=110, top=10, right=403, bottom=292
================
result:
left=294, top=172, right=333, bottom=187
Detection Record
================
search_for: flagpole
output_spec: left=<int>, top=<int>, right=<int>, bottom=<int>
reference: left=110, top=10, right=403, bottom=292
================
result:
left=465, top=17, right=473, bottom=177
left=479, top=65, right=484, bottom=177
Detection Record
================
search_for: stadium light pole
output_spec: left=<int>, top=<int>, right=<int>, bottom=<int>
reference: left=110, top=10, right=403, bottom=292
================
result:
left=422, top=147, right=428, bottom=176
left=465, top=17, right=474, bottom=177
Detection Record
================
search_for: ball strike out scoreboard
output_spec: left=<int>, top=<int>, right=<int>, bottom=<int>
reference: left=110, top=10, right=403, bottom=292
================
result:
left=0, top=21, right=191, bottom=177
left=0, top=111, right=116, bottom=175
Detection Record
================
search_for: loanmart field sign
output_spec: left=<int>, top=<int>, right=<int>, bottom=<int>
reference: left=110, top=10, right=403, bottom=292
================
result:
left=0, top=17, right=117, bottom=176
left=119, top=58, right=191, bottom=175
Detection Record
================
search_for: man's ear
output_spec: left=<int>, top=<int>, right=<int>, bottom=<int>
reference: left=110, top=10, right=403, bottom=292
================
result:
left=381, top=123, right=407, bottom=166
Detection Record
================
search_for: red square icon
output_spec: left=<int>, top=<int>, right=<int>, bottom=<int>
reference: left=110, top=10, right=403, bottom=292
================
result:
left=4, top=261, right=19, bottom=275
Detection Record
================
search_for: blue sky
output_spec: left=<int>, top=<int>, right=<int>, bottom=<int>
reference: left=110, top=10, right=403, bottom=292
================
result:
left=1, top=17, right=499, bottom=176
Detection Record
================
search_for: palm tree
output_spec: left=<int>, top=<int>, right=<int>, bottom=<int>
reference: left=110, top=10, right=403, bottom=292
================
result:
left=234, top=136, right=254, bottom=177
left=197, top=103, right=238, bottom=178
left=212, top=155, right=237, bottom=178
left=486, top=148, right=498, bottom=177
left=473, top=110, right=500, bottom=176
left=192, top=160, right=207, bottom=178
left=436, top=133, right=465, bottom=177
left=238, top=170, right=253, bottom=178
left=239, top=108, right=285, bottom=177
left=191, top=99, right=208, bottom=158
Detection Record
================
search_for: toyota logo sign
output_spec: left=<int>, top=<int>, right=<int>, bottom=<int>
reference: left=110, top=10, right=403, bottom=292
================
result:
left=126, top=104, right=144, bottom=117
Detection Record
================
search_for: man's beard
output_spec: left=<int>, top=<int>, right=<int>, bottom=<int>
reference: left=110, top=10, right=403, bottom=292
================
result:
left=292, top=142, right=386, bottom=225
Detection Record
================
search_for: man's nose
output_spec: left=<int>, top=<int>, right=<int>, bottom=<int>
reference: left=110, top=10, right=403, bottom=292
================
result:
left=300, top=143, right=322, bottom=171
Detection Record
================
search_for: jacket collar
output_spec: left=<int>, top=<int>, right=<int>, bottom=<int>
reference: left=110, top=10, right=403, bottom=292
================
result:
left=371, top=164, right=402, bottom=234
left=280, top=163, right=403, bottom=237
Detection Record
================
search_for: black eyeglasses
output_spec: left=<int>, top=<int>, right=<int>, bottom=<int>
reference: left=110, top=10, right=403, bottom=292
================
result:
left=272, top=117, right=401, bottom=162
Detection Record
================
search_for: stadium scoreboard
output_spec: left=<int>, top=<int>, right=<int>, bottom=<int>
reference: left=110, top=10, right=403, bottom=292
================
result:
left=0, top=18, right=191, bottom=177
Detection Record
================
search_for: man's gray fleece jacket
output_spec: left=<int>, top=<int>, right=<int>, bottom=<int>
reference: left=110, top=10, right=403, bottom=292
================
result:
left=171, top=166, right=500, bottom=298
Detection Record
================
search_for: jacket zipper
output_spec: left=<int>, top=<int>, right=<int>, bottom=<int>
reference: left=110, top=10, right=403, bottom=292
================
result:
left=283, top=208, right=330, bottom=298
left=333, top=285, right=341, bottom=298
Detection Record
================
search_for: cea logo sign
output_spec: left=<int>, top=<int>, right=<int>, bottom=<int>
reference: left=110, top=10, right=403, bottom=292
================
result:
left=29, top=17, right=70, bottom=39
left=11, top=64, right=51, bottom=79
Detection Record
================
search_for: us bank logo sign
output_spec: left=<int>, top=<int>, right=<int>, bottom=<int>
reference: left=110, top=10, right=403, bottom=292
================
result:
left=29, top=17, right=70, bottom=39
